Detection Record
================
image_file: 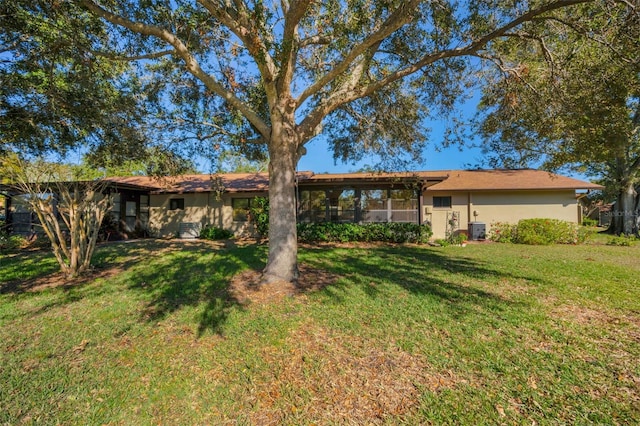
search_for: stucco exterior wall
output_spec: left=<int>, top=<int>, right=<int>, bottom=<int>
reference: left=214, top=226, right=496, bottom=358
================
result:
left=149, top=192, right=267, bottom=238
left=424, top=190, right=579, bottom=239
left=423, top=192, right=470, bottom=240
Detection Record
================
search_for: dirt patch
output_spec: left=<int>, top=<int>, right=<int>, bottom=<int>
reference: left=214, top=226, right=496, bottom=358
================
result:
left=246, top=323, right=460, bottom=425
left=229, top=263, right=340, bottom=305
left=550, top=304, right=639, bottom=328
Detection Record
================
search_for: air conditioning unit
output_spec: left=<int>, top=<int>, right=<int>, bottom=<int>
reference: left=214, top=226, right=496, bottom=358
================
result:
left=179, top=222, right=201, bottom=239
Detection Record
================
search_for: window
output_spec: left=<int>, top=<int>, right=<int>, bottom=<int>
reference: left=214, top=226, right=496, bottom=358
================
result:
left=232, top=198, right=251, bottom=222
left=169, top=198, right=184, bottom=210
left=111, top=193, right=121, bottom=221
left=139, top=195, right=149, bottom=225
left=433, top=196, right=452, bottom=208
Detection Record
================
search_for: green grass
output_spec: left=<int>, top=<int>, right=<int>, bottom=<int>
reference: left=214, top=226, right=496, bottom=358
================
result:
left=1, top=239, right=639, bottom=424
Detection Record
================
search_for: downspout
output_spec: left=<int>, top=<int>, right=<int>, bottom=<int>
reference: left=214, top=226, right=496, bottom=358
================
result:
left=468, top=192, right=473, bottom=227
left=576, top=192, right=588, bottom=224
left=418, top=188, right=424, bottom=225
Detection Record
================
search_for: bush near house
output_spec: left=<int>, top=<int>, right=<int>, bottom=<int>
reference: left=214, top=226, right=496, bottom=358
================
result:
left=297, top=222, right=433, bottom=244
left=249, top=197, right=269, bottom=237
left=488, top=221, right=518, bottom=243
left=606, top=235, right=637, bottom=246
left=200, top=226, right=234, bottom=240
left=489, top=219, right=594, bottom=245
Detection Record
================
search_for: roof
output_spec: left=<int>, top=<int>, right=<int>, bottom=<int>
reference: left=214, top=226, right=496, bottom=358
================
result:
left=297, top=171, right=449, bottom=183
left=105, top=169, right=603, bottom=194
left=423, top=169, right=604, bottom=191
left=106, top=173, right=274, bottom=194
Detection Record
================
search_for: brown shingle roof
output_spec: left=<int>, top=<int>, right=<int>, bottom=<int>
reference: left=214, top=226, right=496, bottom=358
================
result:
left=105, top=169, right=602, bottom=193
left=106, top=173, right=274, bottom=194
left=424, top=169, right=603, bottom=191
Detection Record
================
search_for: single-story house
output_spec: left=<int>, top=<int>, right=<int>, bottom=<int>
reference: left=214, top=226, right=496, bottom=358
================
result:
left=84, top=168, right=602, bottom=240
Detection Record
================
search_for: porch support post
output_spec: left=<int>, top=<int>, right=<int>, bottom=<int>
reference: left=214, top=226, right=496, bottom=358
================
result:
left=418, top=190, right=424, bottom=225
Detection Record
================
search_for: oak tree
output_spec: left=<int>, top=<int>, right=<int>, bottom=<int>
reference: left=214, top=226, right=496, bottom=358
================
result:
left=73, top=0, right=597, bottom=282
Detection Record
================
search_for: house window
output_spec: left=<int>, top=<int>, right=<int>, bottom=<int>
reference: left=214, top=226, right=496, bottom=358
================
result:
left=111, top=193, right=121, bottom=221
left=139, top=195, right=149, bottom=226
left=169, top=198, right=184, bottom=210
left=433, top=196, right=452, bottom=208
left=232, top=198, right=251, bottom=222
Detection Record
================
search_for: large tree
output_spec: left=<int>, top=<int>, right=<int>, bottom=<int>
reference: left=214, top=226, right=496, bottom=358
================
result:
left=0, top=1, right=151, bottom=162
left=71, top=0, right=600, bottom=283
left=476, top=1, right=639, bottom=235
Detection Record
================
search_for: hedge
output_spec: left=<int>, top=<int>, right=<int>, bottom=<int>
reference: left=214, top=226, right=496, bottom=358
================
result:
left=297, top=222, right=432, bottom=244
left=489, top=219, right=594, bottom=245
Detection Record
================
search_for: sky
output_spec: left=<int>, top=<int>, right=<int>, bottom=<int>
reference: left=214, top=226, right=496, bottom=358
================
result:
left=297, top=93, right=488, bottom=174
left=297, top=130, right=486, bottom=174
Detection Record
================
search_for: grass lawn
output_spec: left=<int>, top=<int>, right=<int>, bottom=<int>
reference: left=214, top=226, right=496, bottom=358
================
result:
left=1, top=238, right=639, bottom=425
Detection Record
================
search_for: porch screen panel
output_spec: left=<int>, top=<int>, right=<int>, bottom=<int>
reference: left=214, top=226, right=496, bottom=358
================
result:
left=298, top=190, right=327, bottom=222
left=361, top=189, right=388, bottom=222
left=390, top=189, right=418, bottom=223
left=328, top=189, right=355, bottom=223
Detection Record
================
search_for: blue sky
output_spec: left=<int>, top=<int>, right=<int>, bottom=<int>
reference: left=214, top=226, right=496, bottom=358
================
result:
left=297, top=130, right=486, bottom=174
left=298, top=93, right=488, bottom=174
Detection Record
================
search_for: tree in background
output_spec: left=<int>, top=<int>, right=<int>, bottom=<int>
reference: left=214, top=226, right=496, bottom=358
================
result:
left=3, top=156, right=111, bottom=277
left=476, top=2, right=639, bottom=235
left=0, top=1, right=151, bottom=163
left=69, top=0, right=604, bottom=283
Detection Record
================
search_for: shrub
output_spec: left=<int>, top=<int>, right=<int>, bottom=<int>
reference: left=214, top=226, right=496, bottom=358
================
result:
left=249, top=197, right=269, bottom=236
left=582, top=218, right=598, bottom=227
left=606, top=235, right=636, bottom=246
left=0, top=233, right=27, bottom=252
left=200, top=226, right=233, bottom=240
left=297, top=222, right=432, bottom=244
left=448, top=233, right=468, bottom=245
left=489, top=219, right=593, bottom=245
left=489, top=222, right=517, bottom=243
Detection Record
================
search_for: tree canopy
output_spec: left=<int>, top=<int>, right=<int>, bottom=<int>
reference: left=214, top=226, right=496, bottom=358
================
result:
left=0, top=1, right=152, bottom=163
left=476, top=1, right=640, bottom=234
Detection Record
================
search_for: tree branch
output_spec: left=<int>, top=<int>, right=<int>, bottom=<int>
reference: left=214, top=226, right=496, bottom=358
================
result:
left=276, top=0, right=314, bottom=96
left=296, top=0, right=422, bottom=106
left=91, top=48, right=175, bottom=61
left=197, top=0, right=279, bottom=98
left=78, top=0, right=272, bottom=140
left=297, top=0, right=591, bottom=142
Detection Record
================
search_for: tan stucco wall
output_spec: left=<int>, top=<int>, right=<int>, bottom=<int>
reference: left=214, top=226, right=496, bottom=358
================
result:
left=149, top=192, right=267, bottom=238
left=423, top=190, right=579, bottom=239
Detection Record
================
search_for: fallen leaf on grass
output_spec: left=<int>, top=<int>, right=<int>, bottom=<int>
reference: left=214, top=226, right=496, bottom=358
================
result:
left=72, top=339, right=90, bottom=353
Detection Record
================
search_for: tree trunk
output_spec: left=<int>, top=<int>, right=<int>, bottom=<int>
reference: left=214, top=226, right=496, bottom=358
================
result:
left=262, top=105, right=300, bottom=284
left=609, top=180, right=638, bottom=235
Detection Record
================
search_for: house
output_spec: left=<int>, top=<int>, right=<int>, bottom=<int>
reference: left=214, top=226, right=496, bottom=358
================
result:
left=95, top=169, right=602, bottom=240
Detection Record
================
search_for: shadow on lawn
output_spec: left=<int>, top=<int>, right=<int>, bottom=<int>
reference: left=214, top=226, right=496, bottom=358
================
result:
left=0, top=239, right=267, bottom=336
left=300, top=245, right=537, bottom=318
left=124, top=240, right=267, bottom=336
left=2, top=239, right=538, bottom=334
